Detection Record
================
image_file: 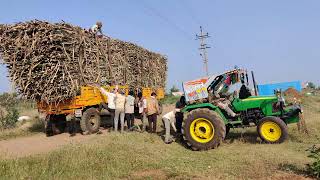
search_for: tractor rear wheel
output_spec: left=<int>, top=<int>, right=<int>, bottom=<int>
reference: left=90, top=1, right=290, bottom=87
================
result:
left=80, top=108, right=101, bottom=134
left=183, top=108, right=226, bottom=151
left=257, top=116, right=288, bottom=143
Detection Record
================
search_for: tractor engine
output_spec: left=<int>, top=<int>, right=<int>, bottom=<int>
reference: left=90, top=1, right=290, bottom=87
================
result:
left=240, top=108, right=264, bottom=125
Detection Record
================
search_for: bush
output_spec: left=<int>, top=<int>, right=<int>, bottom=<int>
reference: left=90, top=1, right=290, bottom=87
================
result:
left=160, top=95, right=180, bottom=105
left=170, top=85, right=180, bottom=94
left=307, top=145, right=320, bottom=178
left=0, top=93, right=20, bottom=129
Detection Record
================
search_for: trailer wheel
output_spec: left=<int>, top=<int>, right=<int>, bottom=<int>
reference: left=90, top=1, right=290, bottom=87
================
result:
left=45, top=116, right=54, bottom=137
left=81, top=108, right=101, bottom=134
left=45, top=115, right=66, bottom=136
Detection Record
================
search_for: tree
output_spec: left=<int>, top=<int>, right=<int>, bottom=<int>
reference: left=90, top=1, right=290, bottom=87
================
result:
left=170, top=85, right=180, bottom=93
left=307, top=82, right=316, bottom=89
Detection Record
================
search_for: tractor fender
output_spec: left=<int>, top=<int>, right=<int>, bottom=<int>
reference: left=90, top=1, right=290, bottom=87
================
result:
left=181, top=103, right=228, bottom=124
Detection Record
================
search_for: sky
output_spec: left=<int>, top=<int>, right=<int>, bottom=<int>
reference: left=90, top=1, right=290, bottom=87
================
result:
left=0, top=0, right=319, bottom=92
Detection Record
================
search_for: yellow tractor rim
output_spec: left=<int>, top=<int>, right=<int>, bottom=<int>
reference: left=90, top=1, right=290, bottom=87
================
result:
left=190, top=118, right=215, bottom=143
left=261, top=121, right=282, bottom=142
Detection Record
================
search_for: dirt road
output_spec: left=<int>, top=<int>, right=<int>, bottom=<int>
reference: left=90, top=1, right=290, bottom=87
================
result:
left=0, top=104, right=175, bottom=159
left=0, top=130, right=108, bottom=159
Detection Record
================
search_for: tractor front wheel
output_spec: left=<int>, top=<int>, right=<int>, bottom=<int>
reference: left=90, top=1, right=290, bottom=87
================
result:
left=183, top=108, right=226, bottom=151
left=257, top=116, right=288, bottom=143
left=81, top=108, right=101, bottom=134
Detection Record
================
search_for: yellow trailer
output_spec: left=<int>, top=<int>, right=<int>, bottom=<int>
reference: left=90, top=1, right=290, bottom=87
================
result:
left=38, top=86, right=165, bottom=136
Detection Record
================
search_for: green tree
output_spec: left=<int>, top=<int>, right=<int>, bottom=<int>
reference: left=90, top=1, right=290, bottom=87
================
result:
left=0, top=93, right=19, bottom=129
left=307, top=82, right=316, bottom=89
left=170, top=85, right=180, bottom=93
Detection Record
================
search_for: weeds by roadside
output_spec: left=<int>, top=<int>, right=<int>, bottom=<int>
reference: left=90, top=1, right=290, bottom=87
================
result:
left=307, top=145, right=320, bottom=178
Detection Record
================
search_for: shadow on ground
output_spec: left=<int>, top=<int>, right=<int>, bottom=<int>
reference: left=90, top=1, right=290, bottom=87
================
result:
left=224, top=130, right=261, bottom=144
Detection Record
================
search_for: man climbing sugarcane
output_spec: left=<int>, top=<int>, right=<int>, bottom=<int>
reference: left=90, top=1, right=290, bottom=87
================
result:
left=90, top=21, right=103, bottom=36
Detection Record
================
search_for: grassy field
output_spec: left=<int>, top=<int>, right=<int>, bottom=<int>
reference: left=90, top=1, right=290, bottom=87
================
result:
left=0, top=93, right=319, bottom=179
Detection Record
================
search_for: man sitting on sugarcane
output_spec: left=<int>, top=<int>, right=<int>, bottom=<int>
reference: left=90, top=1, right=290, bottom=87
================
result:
left=90, top=21, right=103, bottom=36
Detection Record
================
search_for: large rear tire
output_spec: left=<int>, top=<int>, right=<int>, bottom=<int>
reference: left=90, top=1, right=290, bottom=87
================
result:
left=257, top=116, right=288, bottom=143
left=183, top=108, right=226, bottom=151
left=81, top=108, right=101, bottom=134
left=45, top=115, right=66, bottom=136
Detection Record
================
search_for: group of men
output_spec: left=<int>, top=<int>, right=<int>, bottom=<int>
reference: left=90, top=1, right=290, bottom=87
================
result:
left=92, top=84, right=161, bottom=134
left=85, top=22, right=186, bottom=143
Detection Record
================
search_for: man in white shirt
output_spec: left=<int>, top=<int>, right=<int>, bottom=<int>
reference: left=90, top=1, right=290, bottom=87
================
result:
left=125, top=90, right=135, bottom=130
left=137, top=92, right=147, bottom=132
left=92, top=84, right=117, bottom=130
left=90, top=21, right=103, bottom=36
left=114, top=90, right=126, bottom=133
left=162, top=109, right=179, bottom=144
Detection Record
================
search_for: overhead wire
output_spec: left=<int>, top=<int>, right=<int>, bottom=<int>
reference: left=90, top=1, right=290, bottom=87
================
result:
left=136, top=0, right=194, bottom=41
left=179, top=0, right=202, bottom=27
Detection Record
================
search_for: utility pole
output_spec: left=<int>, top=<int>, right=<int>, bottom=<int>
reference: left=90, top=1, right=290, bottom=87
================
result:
left=196, top=26, right=210, bottom=76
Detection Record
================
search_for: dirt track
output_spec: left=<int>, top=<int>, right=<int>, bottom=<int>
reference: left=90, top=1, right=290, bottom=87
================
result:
left=0, top=105, right=175, bottom=159
left=0, top=130, right=108, bottom=159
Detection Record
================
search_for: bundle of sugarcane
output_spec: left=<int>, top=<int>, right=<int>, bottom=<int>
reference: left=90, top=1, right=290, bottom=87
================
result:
left=0, top=20, right=167, bottom=104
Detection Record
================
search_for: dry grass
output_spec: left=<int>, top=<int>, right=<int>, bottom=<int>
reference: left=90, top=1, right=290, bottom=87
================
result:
left=0, top=93, right=319, bottom=179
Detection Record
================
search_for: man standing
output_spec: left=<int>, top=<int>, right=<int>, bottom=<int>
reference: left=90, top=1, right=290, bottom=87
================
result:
left=93, top=84, right=117, bottom=130
left=137, top=92, right=147, bottom=132
left=114, top=89, right=126, bottom=133
left=125, top=90, right=135, bottom=130
left=147, top=92, right=159, bottom=133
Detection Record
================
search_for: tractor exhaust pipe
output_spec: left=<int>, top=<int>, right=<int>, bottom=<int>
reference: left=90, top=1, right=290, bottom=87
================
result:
left=251, top=71, right=258, bottom=96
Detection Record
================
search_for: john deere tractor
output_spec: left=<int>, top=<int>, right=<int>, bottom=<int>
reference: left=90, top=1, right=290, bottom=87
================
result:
left=181, top=68, right=302, bottom=151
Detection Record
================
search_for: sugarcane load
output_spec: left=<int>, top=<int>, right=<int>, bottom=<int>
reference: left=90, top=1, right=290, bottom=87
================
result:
left=0, top=20, right=167, bottom=104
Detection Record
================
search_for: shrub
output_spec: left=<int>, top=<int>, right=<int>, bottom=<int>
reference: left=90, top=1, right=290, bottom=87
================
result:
left=0, top=93, right=20, bottom=129
left=307, top=145, right=320, bottom=178
left=160, top=95, right=180, bottom=105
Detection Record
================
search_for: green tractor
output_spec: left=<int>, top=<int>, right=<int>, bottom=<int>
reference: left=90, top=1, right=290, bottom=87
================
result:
left=181, top=68, right=302, bottom=151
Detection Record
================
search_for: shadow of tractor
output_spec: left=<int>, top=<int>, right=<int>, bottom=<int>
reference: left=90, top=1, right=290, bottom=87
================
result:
left=224, top=128, right=262, bottom=144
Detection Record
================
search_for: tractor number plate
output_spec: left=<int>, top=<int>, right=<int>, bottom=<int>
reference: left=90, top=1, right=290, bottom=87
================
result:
left=75, top=109, right=82, bottom=117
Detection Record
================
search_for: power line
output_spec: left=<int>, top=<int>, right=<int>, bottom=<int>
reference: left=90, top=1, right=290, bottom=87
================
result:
left=137, top=0, right=193, bottom=40
left=196, top=26, right=211, bottom=76
left=180, top=0, right=202, bottom=27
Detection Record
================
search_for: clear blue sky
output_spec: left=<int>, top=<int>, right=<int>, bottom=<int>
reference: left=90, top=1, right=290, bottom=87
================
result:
left=0, top=0, right=319, bottom=92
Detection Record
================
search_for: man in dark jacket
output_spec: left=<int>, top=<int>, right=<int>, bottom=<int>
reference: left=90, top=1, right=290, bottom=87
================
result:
left=239, top=80, right=252, bottom=99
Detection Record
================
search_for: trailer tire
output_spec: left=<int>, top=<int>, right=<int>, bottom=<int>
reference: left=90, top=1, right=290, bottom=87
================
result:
left=81, top=108, right=101, bottom=134
left=45, top=116, right=54, bottom=137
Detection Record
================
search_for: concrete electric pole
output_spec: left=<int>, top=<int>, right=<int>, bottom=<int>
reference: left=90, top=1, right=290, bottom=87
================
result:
left=196, top=26, right=210, bottom=76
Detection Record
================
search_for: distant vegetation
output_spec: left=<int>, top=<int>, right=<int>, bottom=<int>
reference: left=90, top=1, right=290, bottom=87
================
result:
left=169, top=85, right=180, bottom=93
left=0, top=93, right=42, bottom=140
left=160, top=95, right=180, bottom=105
left=0, top=93, right=20, bottom=129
